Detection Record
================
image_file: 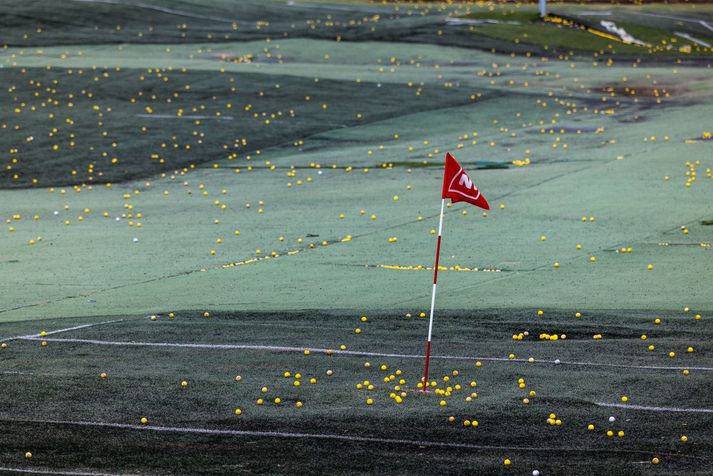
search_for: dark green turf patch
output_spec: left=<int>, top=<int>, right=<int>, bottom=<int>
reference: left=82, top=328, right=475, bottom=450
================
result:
left=0, top=66, right=480, bottom=189
left=4, top=419, right=704, bottom=476
left=457, top=9, right=713, bottom=58
left=0, top=0, right=373, bottom=47
left=460, top=10, right=541, bottom=24
left=380, top=160, right=509, bottom=170
left=0, top=308, right=711, bottom=474
left=0, top=0, right=540, bottom=53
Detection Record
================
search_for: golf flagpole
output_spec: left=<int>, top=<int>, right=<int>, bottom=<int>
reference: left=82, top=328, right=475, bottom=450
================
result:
left=420, top=152, right=489, bottom=392
left=422, top=197, right=446, bottom=391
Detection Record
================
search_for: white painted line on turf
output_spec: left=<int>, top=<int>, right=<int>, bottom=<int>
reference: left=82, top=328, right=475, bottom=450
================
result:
left=595, top=402, right=713, bottom=413
left=0, top=467, right=129, bottom=476
left=286, top=1, right=386, bottom=13
left=675, top=32, right=711, bottom=48
left=0, top=320, right=125, bottom=343
left=600, top=20, right=650, bottom=46
left=71, top=0, right=236, bottom=23
left=135, top=114, right=234, bottom=121
left=20, top=337, right=713, bottom=372
left=8, top=419, right=686, bottom=458
left=634, top=11, right=711, bottom=25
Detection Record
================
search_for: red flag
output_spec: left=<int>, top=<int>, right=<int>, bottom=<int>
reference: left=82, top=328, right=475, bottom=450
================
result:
left=441, top=152, right=490, bottom=210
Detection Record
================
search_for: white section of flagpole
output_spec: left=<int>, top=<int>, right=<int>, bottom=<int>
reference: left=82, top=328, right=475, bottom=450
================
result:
left=427, top=198, right=446, bottom=342
left=437, top=198, right=446, bottom=235
left=427, top=283, right=437, bottom=342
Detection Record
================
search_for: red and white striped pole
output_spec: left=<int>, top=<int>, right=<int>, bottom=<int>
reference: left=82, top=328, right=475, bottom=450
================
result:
left=422, top=197, right=446, bottom=391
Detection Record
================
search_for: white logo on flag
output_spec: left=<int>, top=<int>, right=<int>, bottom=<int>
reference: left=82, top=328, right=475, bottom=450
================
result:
left=459, top=174, right=473, bottom=190
left=448, top=167, right=481, bottom=201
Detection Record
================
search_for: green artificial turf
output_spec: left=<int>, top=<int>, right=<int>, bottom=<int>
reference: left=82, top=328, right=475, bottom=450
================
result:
left=0, top=309, right=710, bottom=474
left=0, top=66, right=478, bottom=188
left=459, top=9, right=713, bottom=56
left=1, top=0, right=713, bottom=474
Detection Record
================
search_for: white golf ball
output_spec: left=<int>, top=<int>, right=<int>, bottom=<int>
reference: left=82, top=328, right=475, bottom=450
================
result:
left=533, top=471, right=541, bottom=476
left=53, top=211, right=59, bottom=216
left=132, top=238, right=139, bottom=243
left=317, top=170, right=323, bottom=175
left=554, top=359, right=561, bottom=364
left=609, top=416, right=615, bottom=423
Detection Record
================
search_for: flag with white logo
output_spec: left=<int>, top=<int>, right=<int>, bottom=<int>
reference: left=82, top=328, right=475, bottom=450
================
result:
left=442, top=152, right=490, bottom=210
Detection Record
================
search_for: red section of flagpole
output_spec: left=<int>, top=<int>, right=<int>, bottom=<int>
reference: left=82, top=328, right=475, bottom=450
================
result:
left=423, top=341, right=432, bottom=389
left=433, top=236, right=442, bottom=284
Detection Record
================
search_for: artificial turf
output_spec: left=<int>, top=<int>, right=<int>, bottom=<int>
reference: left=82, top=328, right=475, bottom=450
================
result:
left=1, top=0, right=712, bottom=474
left=0, top=309, right=711, bottom=474
left=459, top=9, right=713, bottom=56
left=0, top=66, right=479, bottom=188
